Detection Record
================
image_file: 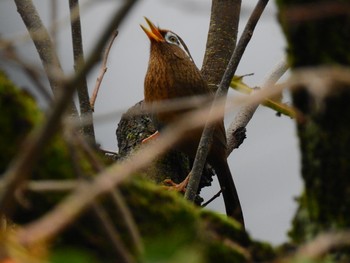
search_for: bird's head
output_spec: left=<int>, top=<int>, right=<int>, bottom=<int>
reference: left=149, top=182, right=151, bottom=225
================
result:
left=140, top=17, right=193, bottom=61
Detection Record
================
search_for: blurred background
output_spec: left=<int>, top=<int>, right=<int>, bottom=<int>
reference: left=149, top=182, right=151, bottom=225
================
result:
left=0, top=0, right=301, bottom=245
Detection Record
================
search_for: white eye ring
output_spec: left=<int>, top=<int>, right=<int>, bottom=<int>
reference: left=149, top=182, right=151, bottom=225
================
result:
left=164, top=31, right=194, bottom=62
left=165, top=32, right=180, bottom=46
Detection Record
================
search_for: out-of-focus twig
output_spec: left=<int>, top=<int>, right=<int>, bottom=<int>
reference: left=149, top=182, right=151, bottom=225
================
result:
left=0, top=0, right=139, bottom=218
left=14, top=65, right=350, bottom=246
left=72, top=131, right=143, bottom=256
left=0, top=180, right=78, bottom=193
left=69, top=0, right=96, bottom=143
left=1, top=42, right=53, bottom=101
left=90, top=30, right=119, bottom=111
left=185, top=0, right=270, bottom=202
left=13, top=0, right=78, bottom=115
left=65, top=130, right=135, bottom=263
left=15, top=94, right=225, bottom=246
left=276, top=231, right=350, bottom=262
left=50, top=0, right=58, bottom=51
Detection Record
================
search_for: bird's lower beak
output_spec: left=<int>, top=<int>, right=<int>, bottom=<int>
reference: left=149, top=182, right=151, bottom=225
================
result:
left=140, top=17, right=164, bottom=42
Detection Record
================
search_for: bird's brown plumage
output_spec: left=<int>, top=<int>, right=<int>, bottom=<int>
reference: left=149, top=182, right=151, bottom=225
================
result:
left=141, top=17, right=244, bottom=226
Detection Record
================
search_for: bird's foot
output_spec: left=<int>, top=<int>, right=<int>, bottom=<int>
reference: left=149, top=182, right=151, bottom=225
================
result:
left=162, top=176, right=190, bottom=193
left=142, top=130, right=160, bottom=144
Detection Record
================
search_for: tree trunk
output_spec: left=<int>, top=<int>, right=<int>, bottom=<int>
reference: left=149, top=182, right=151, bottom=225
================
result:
left=276, top=0, right=350, bottom=243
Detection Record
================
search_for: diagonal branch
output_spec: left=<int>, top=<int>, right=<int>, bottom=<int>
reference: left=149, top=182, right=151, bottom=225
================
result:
left=0, top=0, right=139, bottom=217
left=185, top=0, right=270, bottom=202
left=226, top=58, right=289, bottom=154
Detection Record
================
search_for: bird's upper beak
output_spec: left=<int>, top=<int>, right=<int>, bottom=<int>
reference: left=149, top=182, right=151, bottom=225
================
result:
left=140, top=17, right=164, bottom=42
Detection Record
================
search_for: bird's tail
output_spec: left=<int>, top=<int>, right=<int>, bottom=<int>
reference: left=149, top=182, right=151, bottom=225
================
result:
left=213, top=158, right=245, bottom=227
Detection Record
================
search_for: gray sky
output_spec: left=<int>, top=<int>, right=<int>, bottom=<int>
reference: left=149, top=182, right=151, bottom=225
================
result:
left=0, top=0, right=301, bottom=245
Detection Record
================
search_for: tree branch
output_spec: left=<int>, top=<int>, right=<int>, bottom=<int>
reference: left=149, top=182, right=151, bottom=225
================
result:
left=226, top=58, right=289, bottom=154
left=185, top=0, right=270, bottom=202
left=69, top=0, right=96, bottom=143
left=90, top=30, right=119, bottom=111
left=13, top=0, right=78, bottom=115
left=0, top=0, right=139, bottom=217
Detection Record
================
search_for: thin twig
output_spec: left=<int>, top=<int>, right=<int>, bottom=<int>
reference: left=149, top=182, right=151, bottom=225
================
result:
left=226, top=58, right=288, bottom=155
left=0, top=180, right=78, bottom=193
left=0, top=0, right=139, bottom=217
left=69, top=0, right=96, bottom=143
left=201, top=190, right=222, bottom=207
left=90, top=30, right=119, bottom=111
left=185, top=0, right=270, bottom=202
left=2, top=43, right=53, bottom=102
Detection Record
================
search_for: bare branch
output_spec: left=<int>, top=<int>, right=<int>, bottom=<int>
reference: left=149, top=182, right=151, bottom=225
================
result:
left=0, top=0, right=139, bottom=217
left=90, top=30, right=119, bottom=111
left=226, top=58, right=289, bottom=155
left=185, top=0, right=270, bottom=202
left=13, top=0, right=78, bottom=115
left=69, top=0, right=96, bottom=143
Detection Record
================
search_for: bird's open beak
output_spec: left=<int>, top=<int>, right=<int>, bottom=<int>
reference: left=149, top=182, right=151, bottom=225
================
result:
left=140, top=17, right=164, bottom=42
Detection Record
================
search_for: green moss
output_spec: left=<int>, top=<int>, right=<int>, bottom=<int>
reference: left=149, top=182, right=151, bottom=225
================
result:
left=199, top=210, right=248, bottom=244
left=0, top=71, right=42, bottom=172
left=120, top=177, right=200, bottom=240
left=0, top=71, right=277, bottom=262
left=0, top=71, right=77, bottom=221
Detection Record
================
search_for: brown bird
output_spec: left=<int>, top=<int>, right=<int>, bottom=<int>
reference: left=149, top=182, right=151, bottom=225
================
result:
left=141, top=17, right=244, bottom=226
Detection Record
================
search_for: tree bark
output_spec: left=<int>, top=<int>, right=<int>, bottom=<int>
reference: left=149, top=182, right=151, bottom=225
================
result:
left=201, top=0, right=241, bottom=89
left=276, top=0, right=350, bottom=243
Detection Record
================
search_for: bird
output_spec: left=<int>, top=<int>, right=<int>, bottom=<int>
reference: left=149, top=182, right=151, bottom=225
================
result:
left=140, top=17, right=244, bottom=226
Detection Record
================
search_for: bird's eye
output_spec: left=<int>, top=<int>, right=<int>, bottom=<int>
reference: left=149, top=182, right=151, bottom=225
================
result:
left=165, top=32, right=180, bottom=45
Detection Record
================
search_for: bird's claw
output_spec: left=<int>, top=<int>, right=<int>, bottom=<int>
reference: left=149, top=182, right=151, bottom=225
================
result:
left=162, top=176, right=190, bottom=193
